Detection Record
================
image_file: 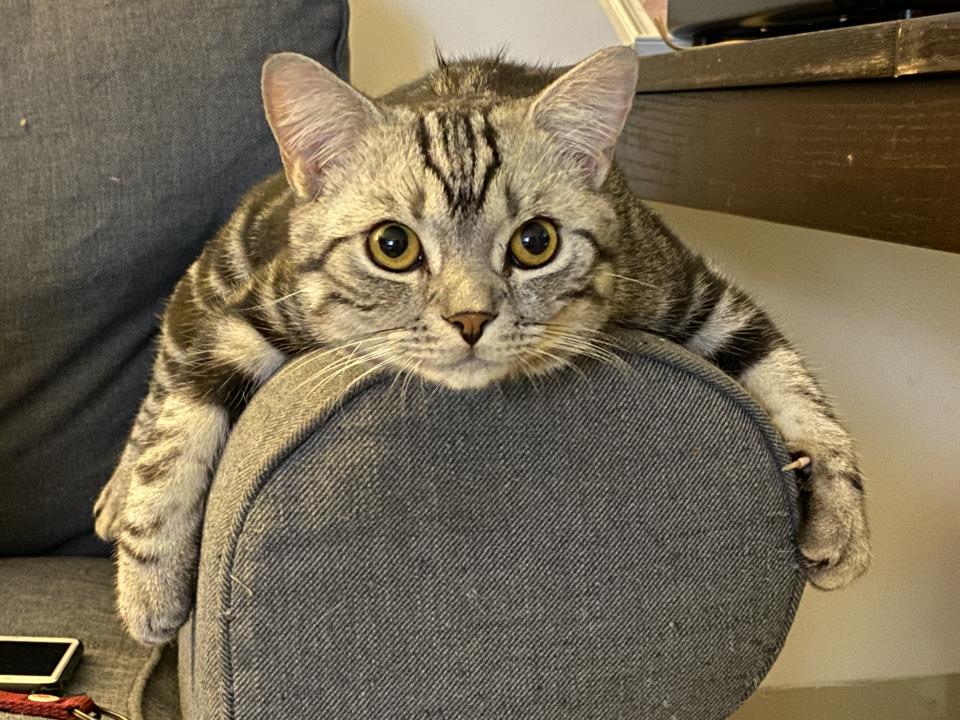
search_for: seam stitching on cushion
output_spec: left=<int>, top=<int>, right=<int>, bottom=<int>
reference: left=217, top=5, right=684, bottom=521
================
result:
left=215, top=335, right=805, bottom=718
left=217, top=373, right=390, bottom=720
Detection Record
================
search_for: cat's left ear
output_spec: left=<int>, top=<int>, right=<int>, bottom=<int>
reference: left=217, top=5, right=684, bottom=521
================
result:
left=262, top=53, right=382, bottom=199
left=527, top=46, right=638, bottom=187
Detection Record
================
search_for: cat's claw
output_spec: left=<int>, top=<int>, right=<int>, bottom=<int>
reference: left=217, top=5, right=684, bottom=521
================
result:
left=782, top=455, right=811, bottom=473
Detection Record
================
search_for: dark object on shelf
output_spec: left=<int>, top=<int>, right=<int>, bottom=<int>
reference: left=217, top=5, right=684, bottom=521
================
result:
left=617, top=12, right=960, bottom=254
left=669, top=0, right=960, bottom=43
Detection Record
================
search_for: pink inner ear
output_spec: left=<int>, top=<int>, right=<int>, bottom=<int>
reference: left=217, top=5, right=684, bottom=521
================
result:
left=529, top=47, right=638, bottom=184
left=261, top=53, right=380, bottom=198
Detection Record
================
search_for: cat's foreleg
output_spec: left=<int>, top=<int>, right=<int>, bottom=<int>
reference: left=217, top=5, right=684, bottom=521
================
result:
left=100, top=269, right=289, bottom=643
left=94, top=365, right=168, bottom=541
left=670, top=269, right=870, bottom=588
left=108, top=363, right=230, bottom=644
left=738, top=345, right=870, bottom=588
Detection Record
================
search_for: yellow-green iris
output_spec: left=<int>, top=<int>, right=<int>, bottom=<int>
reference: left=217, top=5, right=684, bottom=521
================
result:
left=367, top=222, right=422, bottom=272
left=509, top=218, right=559, bottom=268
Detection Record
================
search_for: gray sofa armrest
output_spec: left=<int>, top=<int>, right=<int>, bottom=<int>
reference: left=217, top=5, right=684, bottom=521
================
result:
left=180, top=334, right=803, bottom=720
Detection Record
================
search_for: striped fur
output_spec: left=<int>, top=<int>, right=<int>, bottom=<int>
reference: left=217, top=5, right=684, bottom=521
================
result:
left=96, top=48, right=868, bottom=644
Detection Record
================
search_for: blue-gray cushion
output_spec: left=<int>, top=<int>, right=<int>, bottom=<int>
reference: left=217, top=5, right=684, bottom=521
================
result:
left=0, top=0, right=349, bottom=556
left=182, top=334, right=804, bottom=720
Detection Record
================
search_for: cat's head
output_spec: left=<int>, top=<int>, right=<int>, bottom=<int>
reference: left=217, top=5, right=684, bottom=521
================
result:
left=262, top=47, right=638, bottom=389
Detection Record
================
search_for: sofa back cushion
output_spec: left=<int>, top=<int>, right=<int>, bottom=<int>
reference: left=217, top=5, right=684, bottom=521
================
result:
left=0, top=0, right=349, bottom=555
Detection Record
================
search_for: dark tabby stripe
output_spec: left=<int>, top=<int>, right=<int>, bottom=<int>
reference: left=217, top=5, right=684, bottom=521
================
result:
left=186, top=361, right=259, bottom=424
left=122, top=518, right=163, bottom=538
left=416, top=110, right=502, bottom=217
left=462, top=113, right=477, bottom=191
left=556, top=285, right=598, bottom=301
left=235, top=286, right=300, bottom=353
left=135, top=448, right=181, bottom=486
left=504, top=184, right=520, bottom=218
left=162, top=351, right=185, bottom=386
left=272, top=297, right=313, bottom=352
left=117, top=538, right=159, bottom=565
left=316, top=265, right=383, bottom=304
left=295, top=236, right=354, bottom=275
left=569, top=228, right=613, bottom=262
left=410, top=184, right=426, bottom=220
left=841, top=468, right=865, bottom=492
left=796, top=384, right=838, bottom=421
left=707, top=312, right=781, bottom=378
left=676, top=272, right=724, bottom=344
left=325, top=292, right=381, bottom=312
left=165, top=275, right=207, bottom=352
left=417, top=114, right=455, bottom=209
left=476, top=111, right=502, bottom=212
left=556, top=256, right=603, bottom=303
left=238, top=174, right=294, bottom=269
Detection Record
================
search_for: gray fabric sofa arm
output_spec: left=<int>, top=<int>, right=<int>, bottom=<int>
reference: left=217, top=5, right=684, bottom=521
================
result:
left=179, top=333, right=804, bottom=720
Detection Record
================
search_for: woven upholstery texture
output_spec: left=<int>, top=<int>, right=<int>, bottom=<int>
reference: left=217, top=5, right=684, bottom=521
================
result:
left=0, top=0, right=349, bottom=556
left=182, top=335, right=804, bottom=720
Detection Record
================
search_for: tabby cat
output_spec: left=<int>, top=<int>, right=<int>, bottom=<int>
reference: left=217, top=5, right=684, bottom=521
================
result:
left=94, top=47, right=870, bottom=644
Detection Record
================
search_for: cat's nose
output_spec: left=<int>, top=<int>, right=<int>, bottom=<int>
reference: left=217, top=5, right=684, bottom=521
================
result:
left=444, top=311, right=496, bottom=346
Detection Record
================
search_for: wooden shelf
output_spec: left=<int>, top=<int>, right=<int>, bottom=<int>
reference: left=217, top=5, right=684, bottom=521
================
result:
left=617, top=13, right=960, bottom=253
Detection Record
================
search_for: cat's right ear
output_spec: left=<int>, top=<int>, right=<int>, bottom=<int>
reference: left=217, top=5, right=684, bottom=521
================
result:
left=262, top=53, right=381, bottom=200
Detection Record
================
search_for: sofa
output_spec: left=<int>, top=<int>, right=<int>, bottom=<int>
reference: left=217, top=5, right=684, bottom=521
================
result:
left=0, top=1, right=804, bottom=718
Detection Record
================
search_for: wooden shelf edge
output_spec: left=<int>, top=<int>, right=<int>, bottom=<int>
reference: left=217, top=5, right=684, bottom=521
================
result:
left=634, top=12, right=960, bottom=93
left=617, top=79, right=960, bottom=255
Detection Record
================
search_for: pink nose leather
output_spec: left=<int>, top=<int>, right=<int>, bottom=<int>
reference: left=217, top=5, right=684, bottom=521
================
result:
left=445, top=312, right=496, bottom=346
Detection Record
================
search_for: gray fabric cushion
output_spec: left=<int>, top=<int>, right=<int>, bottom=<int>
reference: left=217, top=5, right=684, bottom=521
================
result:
left=182, top=335, right=804, bottom=720
left=0, top=0, right=349, bottom=556
left=0, top=557, right=179, bottom=720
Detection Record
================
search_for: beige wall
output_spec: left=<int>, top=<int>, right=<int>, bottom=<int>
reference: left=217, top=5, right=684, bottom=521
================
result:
left=650, top=203, right=960, bottom=688
left=349, top=0, right=620, bottom=96
left=349, top=1, right=960, bottom=689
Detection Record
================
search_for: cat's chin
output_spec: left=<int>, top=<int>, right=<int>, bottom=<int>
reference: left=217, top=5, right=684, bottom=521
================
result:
left=414, top=356, right=514, bottom=391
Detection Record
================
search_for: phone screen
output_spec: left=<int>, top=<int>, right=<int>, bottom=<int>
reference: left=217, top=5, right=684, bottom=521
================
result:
left=0, top=641, right=74, bottom=676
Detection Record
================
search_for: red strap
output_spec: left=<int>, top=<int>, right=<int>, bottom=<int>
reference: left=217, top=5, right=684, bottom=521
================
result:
left=0, top=690, right=97, bottom=719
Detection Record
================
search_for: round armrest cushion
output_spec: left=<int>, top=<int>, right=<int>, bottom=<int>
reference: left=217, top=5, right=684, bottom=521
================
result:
left=182, top=334, right=803, bottom=720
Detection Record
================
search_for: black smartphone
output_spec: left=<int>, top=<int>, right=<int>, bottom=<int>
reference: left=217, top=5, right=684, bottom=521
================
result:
left=0, top=636, right=83, bottom=691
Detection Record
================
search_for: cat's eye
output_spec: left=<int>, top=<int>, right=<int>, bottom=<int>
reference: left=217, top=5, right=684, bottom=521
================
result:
left=509, top=218, right=559, bottom=269
left=367, top=222, right=422, bottom=272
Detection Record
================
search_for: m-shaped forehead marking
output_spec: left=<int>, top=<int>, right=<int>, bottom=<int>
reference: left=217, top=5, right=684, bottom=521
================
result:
left=415, top=109, right=502, bottom=218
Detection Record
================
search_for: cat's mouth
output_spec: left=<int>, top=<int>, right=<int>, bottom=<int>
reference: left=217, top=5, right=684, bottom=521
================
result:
left=415, top=347, right=513, bottom=389
left=432, top=347, right=492, bottom=371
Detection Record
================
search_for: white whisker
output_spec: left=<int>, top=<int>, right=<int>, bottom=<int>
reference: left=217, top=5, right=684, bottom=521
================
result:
left=242, top=288, right=306, bottom=311
left=606, top=272, right=661, bottom=291
left=294, top=341, right=399, bottom=394
left=527, top=346, right=586, bottom=380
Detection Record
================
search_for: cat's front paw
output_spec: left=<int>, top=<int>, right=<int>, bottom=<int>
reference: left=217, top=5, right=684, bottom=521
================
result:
left=790, top=447, right=870, bottom=590
left=116, top=549, right=193, bottom=645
